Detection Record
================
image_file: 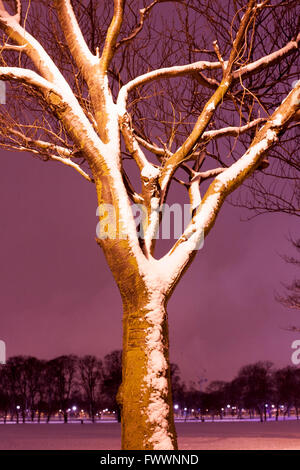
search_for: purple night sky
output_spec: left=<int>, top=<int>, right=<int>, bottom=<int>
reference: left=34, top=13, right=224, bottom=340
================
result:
left=0, top=147, right=299, bottom=385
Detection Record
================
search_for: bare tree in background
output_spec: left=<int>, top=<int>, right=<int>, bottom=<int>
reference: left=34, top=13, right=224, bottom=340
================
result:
left=79, top=355, right=103, bottom=422
left=48, top=355, right=78, bottom=423
left=0, top=0, right=299, bottom=449
left=102, top=350, right=122, bottom=421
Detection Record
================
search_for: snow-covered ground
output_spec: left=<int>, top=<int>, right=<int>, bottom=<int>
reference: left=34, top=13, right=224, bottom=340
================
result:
left=0, top=421, right=300, bottom=450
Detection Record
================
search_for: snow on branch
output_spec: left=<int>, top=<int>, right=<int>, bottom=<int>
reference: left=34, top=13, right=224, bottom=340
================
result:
left=54, top=1, right=120, bottom=143
left=0, top=6, right=61, bottom=85
left=117, top=60, right=222, bottom=114
left=1, top=126, right=73, bottom=158
left=0, top=66, right=107, bottom=171
left=233, top=33, right=300, bottom=81
left=43, top=153, right=93, bottom=182
left=1, top=42, right=26, bottom=51
left=0, top=66, right=57, bottom=95
left=201, top=118, right=266, bottom=140
left=14, top=0, right=21, bottom=22
left=0, top=0, right=20, bottom=23
left=190, top=167, right=226, bottom=184
left=0, top=0, right=108, bottom=149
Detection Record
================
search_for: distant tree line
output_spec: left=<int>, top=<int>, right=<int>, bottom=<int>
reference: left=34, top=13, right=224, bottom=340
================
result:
left=0, top=351, right=122, bottom=424
left=174, top=361, right=300, bottom=422
left=0, top=354, right=299, bottom=423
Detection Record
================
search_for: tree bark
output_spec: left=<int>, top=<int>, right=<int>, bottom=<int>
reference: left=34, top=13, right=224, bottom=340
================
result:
left=117, top=291, right=177, bottom=450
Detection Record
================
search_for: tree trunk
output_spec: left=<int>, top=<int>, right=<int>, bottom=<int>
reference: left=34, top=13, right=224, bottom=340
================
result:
left=117, top=293, right=177, bottom=450
left=94, top=159, right=179, bottom=449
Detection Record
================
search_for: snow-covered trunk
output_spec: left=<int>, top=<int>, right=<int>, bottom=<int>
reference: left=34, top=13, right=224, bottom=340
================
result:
left=118, top=289, right=177, bottom=450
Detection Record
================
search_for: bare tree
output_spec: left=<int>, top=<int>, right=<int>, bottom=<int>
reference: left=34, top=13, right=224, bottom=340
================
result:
left=79, top=355, right=102, bottom=422
left=0, top=0, right=299, bottom=449
left=235, top=361, right=274, bottom=422
left=48, top=355, right=78, bottom=423
left=102, top=350, right=122, bottom=421
left=0, top=364, right=13, bottom=423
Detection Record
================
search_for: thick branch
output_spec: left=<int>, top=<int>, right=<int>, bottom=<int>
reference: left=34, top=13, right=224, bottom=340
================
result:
left=100, top=0, right=125, bottom=73
left=0, top=66, right=107, bottom=170
left=0, top=66, right=57, bottom=94
left=54, top=0, right=99, bottom=81
left=162, top=81, right=300, bottom=293
left=53, top=0, right=117, bottom=142
left=201, top=118, right=266, bottom=140
left=0, top=4, right=67, bottom=86
left=135, top=135, right=170, bottom=159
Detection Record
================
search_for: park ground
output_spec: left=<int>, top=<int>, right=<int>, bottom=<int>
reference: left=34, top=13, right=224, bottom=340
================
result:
left=0, top=421, right=300, bottom=450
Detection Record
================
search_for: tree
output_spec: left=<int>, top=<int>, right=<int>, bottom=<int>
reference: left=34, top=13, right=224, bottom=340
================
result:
left=170, top=363, right=186, bottom=410
left=273, top=366, right=300, bottom=420
left=204, top=381, right=227, bottom=419
left=0, top=0, right=299, bottom=449
left=40, top=359, right=61, bottom=423
left=48, top=355, right=78, bottom=423
left=102, top=350, right=123, bottom=421
left=235, top=361, right=274, bottom=421
left=79, top=355, right=103, bottom=422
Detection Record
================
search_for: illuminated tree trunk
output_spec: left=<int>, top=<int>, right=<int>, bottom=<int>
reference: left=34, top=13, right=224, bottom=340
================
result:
left=118, top=289, right=177, bottom=450
left=95, top=172, right=179, bottom=449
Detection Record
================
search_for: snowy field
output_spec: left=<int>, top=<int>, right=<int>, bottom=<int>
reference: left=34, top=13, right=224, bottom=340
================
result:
left=0, top=421, right=300, bottom=450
